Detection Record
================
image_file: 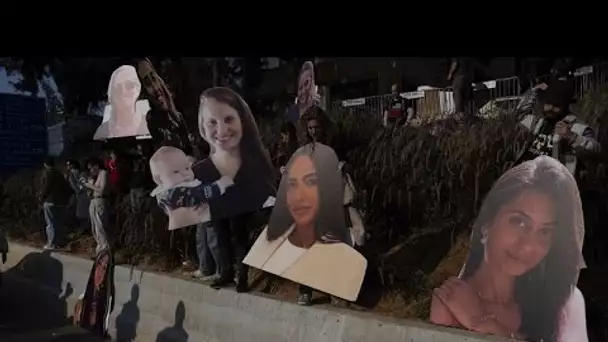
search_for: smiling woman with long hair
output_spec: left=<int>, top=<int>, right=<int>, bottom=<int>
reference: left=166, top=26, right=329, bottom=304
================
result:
left=430, top=156, right=588, bottom=341
left=244, top=142, right=367, bottom=303
left=194, top=87, right=276, bottom=292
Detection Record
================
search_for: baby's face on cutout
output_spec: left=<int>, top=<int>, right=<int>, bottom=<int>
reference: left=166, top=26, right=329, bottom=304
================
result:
left=154, top=150, right=194, bottom=188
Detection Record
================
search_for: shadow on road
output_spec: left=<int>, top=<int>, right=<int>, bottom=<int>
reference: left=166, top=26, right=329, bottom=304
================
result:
left=0, top=250, right=72, bottom=334
left=155, top=300, right=188, bottom=342
left=115, top=283, right=140, bottom=342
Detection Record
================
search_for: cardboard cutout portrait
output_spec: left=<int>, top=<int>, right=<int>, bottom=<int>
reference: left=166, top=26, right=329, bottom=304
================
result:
left=296, top=61, right=318, bottom=117
left=149, top=146, right=233, bottom=230
left=429, top=156, right=588, bottom=342
left=194, top=87, right=276, bottom=222
left=74, top=249, right=115, bottom=337
left=244, top=142, right=367, bottom=301
left=93, top=65, right=151, bottom=140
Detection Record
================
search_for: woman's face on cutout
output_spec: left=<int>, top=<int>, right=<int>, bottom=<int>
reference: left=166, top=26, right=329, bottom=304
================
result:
left=112, top=69, right=141, bottom=109
left=200, top=97, right=243, bottom=152
left=298, top=69, right=314, bottom=106
left=286, top=155, right=319, bottom=228
left=485, top=190, right=556, bottom=276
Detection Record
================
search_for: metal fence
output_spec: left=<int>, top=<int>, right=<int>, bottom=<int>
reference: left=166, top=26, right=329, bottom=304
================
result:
left=330, top=62, right=608, bottom=121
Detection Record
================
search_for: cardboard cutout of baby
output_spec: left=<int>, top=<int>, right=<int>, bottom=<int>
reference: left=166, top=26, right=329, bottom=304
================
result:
left=429, top=156, right=588, bottom=341
left=94, top=65, right=152, bottom=140
left=194, top=87, right=276, bottom=222
left=244, top=142, right=367, bottom=302
left=149, top=146, right=234, bottom=230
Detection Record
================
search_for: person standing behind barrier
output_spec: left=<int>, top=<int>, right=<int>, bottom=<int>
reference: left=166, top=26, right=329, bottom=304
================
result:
left=66, top=159, right=90, bottom=232
left=383, top=83, right=414, bottom=127
left=83, top=158, right=110, bottom=254
left=38, top=157, right=73, bottom=250
left=448, top=57, right=474, bottom=115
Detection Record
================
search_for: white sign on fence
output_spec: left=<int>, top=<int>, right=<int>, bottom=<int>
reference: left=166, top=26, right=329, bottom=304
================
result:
left=574, top=65, right=593, bottom=77
left=342, top=98, right=366, bottom=107
left=401, top=91, right=425, bottom=100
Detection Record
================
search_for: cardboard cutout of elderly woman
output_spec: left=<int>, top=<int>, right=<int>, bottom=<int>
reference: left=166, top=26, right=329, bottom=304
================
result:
left=93, top=65, right=151, bottom=140
left=244, top=142, right=367, bottom=301
left=429, top=156, right=588, bottom=342
left=193, top=87, right=276, bottom=221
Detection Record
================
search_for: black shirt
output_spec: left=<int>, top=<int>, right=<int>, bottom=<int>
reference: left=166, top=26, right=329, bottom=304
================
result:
left=145, top=108, right=192, bottom=156
left=519, top=120, right=557, bottom=163
left=385, top=96, right=412, bottom=121
left=193, top=158, right=276, bottom=221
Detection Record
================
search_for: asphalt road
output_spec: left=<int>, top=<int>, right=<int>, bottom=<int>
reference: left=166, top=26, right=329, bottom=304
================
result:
left=0, top=273, right=106, bottom=342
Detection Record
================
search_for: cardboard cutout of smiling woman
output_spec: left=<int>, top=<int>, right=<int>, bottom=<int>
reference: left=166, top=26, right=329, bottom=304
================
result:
left=149, top=146, right=234, bottom=230
left=430, top=156, right=588, bottom=342
left=244, top=142, right=367, bottom=302
left=193, top=87, right=277, bottom=221
left=94, top=65, right=152, bottom=140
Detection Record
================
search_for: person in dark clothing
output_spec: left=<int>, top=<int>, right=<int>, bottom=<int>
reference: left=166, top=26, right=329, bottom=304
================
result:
left=383, top=83, right=414, bottom=127
left=277, top=122, right=298, bottom=170
left=448, top=58, right=475, bottom=115
left=136, top=58, right=193, bottom=156
left=129, top=144, right=150, bottom=214
left=38, top=157, right=73, bottom=250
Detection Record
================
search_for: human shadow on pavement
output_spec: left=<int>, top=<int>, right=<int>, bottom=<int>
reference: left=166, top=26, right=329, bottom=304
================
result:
left=155, top=300, right=188, bottom=342
left=0, top=250, right=72, bottom=333
left=115, top=283, right=140, bottom=342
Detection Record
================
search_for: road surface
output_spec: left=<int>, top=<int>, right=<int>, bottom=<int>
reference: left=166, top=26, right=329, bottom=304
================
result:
left=0, top=272, right=106, bottom=342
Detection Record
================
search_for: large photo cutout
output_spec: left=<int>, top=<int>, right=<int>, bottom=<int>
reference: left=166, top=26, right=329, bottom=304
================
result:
left=430, top=156, right=588, bottom=341
left=149, top=146, right=233, bottom=230
left=297, top=61, right=317, bottom=117
left=93, top=65, right=151, bottom=140
left=244, top=142, right=367, bottom=301
left=194, top=87, right=276, bottom=221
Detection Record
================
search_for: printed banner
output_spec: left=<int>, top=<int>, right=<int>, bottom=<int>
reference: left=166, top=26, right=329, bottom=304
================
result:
left=429, top=156, right=587, bottom=341
left=244, top=142, right=367, bottom=301
left=93, top=65, right=151, bottom=140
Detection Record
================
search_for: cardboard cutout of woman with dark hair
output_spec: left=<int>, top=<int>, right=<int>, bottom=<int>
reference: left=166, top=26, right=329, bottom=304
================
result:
left=430, top=156, right=588, bottom=342
left=74, top=248, right=115, bottom=338
left=148, top=146, right=234, bottom=230
left=94, top=65, right=151, bottom=140
left=244, top=142, right=367, bottom=301
left=194, top=87, right=276, bottom=220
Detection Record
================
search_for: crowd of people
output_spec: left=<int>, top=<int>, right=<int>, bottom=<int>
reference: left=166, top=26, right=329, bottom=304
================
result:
left=25, top=57, right=604, bottom=341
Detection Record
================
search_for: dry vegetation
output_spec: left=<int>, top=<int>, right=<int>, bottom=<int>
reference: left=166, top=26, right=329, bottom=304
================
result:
left=2, top=88, right=608, bottom=340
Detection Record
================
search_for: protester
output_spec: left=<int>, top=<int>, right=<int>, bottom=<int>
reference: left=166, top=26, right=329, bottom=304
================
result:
left=38, top=157, right=73, bottom=250
left=128, top=145, right=149, bottom=214
left=136, top=58, right=193, bottom=156
left=448, top=58, right=475, bottom=115
left=65, top=159, right=90, bottom=232
left=83, top=158, right=110, bottom=254
left=383, top=83, right=414, bottom=127
left=516, top=80, right=601, bottom=176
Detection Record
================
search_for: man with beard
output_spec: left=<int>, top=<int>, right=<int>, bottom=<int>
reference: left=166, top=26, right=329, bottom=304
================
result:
left=516, top=82, right=600, bottom=176
left=136, top=58, right=193, bottom=156
left=383, top=83, right=414, bottom=127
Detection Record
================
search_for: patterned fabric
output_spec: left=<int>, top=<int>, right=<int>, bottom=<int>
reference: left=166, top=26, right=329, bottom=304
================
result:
left=515, top=88, right=540, bottom=115
left=156, top=182, right=221, bottom=213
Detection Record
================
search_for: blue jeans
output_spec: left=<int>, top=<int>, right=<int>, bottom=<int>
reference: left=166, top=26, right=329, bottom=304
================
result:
left=43, top=202, right=64, bottom=246
left=196, top=221, right=221, bottom=276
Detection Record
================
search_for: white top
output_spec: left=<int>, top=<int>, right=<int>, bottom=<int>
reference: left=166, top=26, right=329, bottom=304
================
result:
left=92, top=170, right=108, bottom=198
left=262, top=235, right=307, bottom=275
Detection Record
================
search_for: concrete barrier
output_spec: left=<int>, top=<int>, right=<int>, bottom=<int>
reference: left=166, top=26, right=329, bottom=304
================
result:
left=4, top=242, right=519, bottom=342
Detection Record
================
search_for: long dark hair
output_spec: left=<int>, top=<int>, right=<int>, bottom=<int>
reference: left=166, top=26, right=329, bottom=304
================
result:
left=267, top=142, right=350, bottom=245
left=299, top=106, right=336, bottom=148
left=460, top=156, right=584, bottom=341
left=198, top=87, right=276, bottom=190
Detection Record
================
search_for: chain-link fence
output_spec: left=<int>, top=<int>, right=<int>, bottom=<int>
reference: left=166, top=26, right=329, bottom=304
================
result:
left=331, top=62, right=608, bottom=122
